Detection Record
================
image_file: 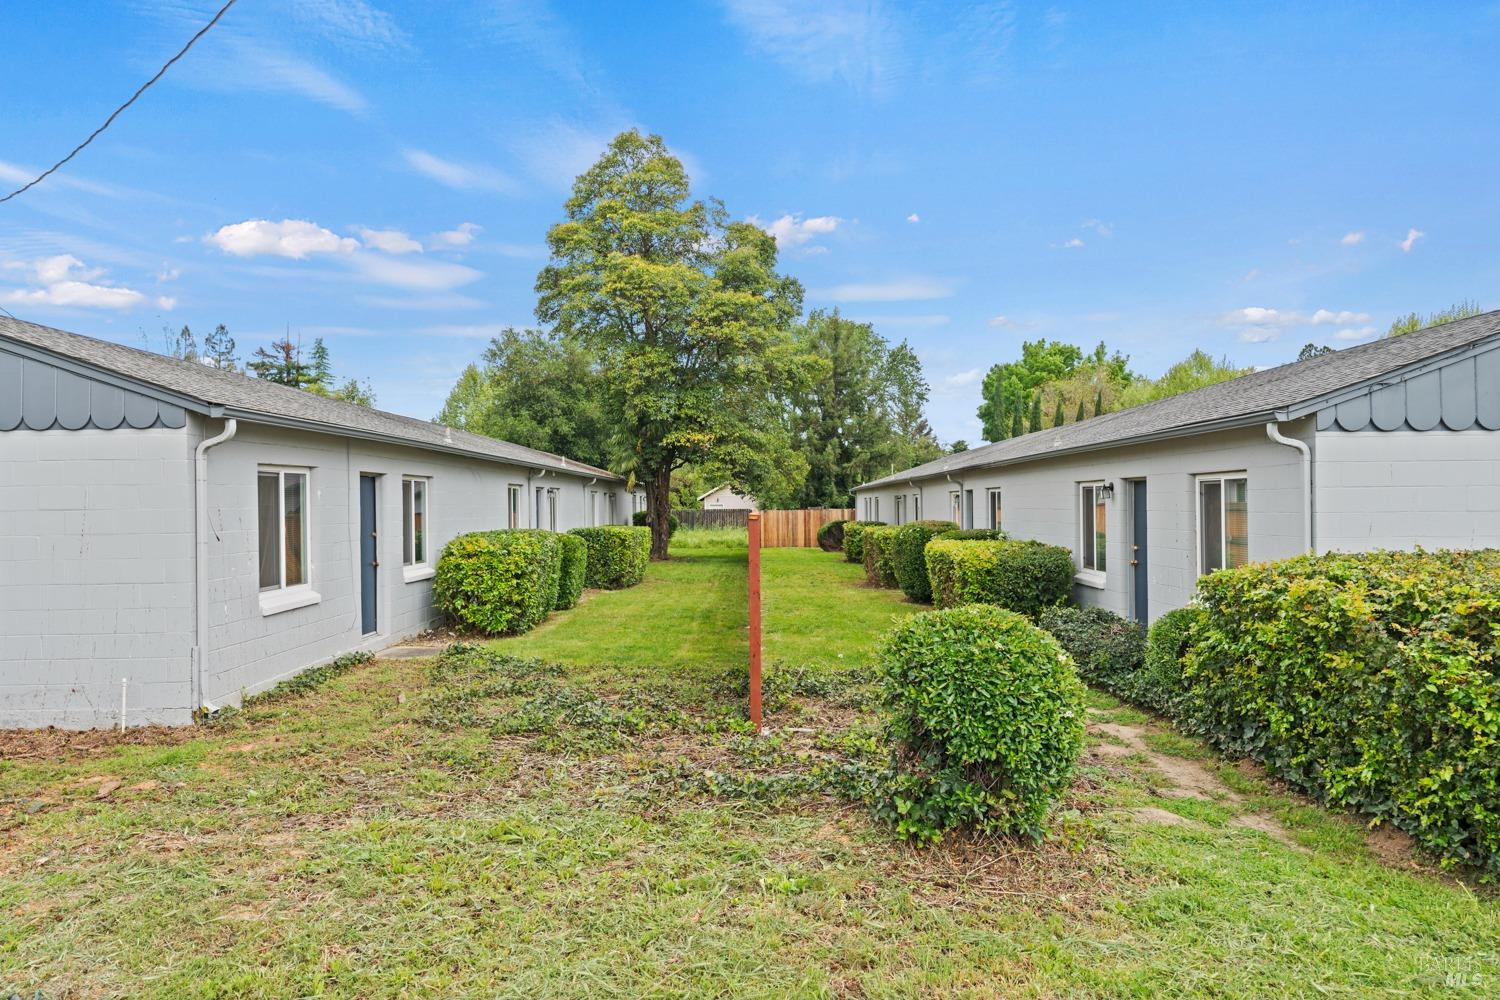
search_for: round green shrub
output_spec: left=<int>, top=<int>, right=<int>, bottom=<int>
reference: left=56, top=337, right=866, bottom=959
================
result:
left=554, top=532, right=588, bottom=610
left=875, top=605, right=1086, bottom=842
left=889, top=520, right=958, bottom=602
left=570, top=525, right=651, bottom=589
left=843, top=520, right=886, bottom=564
left=1038, top=605, right=1146, bottom=694
left=433, top=530, right=562, bottom=635
left=1140, top=606, right=1201, bottom=712
left=816, top=518, right=849, bottom=553
left=925, top=538, right=1074, bottom=617
left=633, top=509, right=680, bottom=536
left=862, top=525, right=900, bottom=588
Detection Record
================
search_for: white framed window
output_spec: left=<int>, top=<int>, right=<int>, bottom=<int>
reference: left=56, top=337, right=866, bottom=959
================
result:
left=257, top=466, right=320, bottom=616
left=402, top=477, right=429, bottom=568
left=964, top=489, right=974, bottom=529
left=912, top=493, right=921, bottom=520
left=988, top=488, right=1002, bottom=530
left=546, top=487, right=559, bottom=531
left=258, top=467, right=309, bottom=591
left=608, top=492, right=618, bottom=525
left=589, top=489, right=599, bottom=526
left=1077, top=482, right=1107, bottom=582
left=507, top=484, right=522, bottom=529
left=894, top=495, right=906, bottom=525
left=1197, top=474, right=1249, bottom=576
left=949, top=490, right=962, bottom=525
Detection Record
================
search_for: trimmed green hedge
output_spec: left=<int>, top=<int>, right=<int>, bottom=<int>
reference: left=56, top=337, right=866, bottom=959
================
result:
left=934, top=528, right=1007, bottom=541
left=925, top=538, right=1074, bottom=617
left=843, top=521, right=886, bottom=564
left=816, top=518, right=849, bottom=553
left=433, top=530, right=562, bottom=635
left=632, top=509, right=680, bottom=536
left=863, top=525, right=900, bottom=588
left=554, top=532, right=587, bottom=610
left=1181, top=550, right=1500, bottom=877
left=875, top=605, right=1087, bottom=842
left=889, top=520, right=958, bottom=602
left=1140, top=606, right=1201, bottom=713
left=1038, top=606, right=1146, bottom=694
left=570, top=525, right=651, bottom=589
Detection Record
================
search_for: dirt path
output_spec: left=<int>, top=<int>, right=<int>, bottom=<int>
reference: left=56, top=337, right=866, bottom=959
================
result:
left=1087, top=714, right=1302, bottom=849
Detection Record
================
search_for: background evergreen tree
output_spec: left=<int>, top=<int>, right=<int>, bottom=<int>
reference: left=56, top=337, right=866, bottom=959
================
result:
left=1052, top=395, right=1065, bottom=427
left=1027, top=393, right=1042, bottom=433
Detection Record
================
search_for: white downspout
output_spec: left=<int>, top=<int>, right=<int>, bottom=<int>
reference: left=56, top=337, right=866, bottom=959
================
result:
left=193, top=417, right=237, bottom=716
left=1266, top=421, right=1312, bottom=553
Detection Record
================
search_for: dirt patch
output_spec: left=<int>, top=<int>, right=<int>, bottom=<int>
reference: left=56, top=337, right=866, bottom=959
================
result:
left=1230, top=812, right=1305, bottom=850
left=1088, top=720, right=1238, bottom=804
left=376, top=645, right=448, bottom=661
left=1366, top=823, right=1419, bottom=866
left=0, top=724, right=197, bottom=761
left=1125, top=806, right=1197, bottom=828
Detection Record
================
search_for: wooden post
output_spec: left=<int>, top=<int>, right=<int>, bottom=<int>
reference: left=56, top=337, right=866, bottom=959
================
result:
left=747, top=511, right=763, bottom=731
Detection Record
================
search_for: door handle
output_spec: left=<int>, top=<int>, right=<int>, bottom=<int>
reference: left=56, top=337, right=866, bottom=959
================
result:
left=1129, top=559, right=1138, bottom=566
left=371, top=560, right=379, bottom=568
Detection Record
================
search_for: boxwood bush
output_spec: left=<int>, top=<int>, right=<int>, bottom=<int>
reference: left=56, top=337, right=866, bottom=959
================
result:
left=889, top=519, right=959, bottom=602
left=1139, top=606, right=1201, bottom=713
left=843, top=520, right=886, bottom=563
left=862, top=525, right=900, bottom=588
left=554, top=532, right=587, bottom=610
left=925, top=538, right=1073, bottom=617
left=875, top=605, right=1086, bottom=842
left=1182, top=550, right=1500, bottom=877
left=1038, top=606, right=1146, bottom=694
left=816, top=518, right=849, bottom=552
left=632, top=509, right=680, bottom=536
left=934, top=528, right=1007, bottom=541
left=570, top=525, right=651, bottom=589
left=433, top=529, right=562, bottom=635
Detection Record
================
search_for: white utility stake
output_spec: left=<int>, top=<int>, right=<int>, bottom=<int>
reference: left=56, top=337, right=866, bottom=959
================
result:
left=120, top=677, right=129, bottom=733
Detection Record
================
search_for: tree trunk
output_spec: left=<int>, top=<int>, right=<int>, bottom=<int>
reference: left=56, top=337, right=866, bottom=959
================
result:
left=647, top=474, right=673, bottom=560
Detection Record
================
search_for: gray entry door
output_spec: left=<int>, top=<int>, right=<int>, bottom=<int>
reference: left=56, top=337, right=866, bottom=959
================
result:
left=360, top=474, right=378, bottom=635
left=1131, top=479, right=1148, bottom=623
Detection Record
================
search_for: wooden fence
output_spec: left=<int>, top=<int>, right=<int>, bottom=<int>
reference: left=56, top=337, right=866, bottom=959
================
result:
left=671, top=507, right=855, bottom=546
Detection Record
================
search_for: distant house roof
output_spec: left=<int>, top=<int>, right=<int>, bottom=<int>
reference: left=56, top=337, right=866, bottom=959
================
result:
left=0, top=316, right=621, bottom=481
left=859, top=309, right=1500, bottom=490
left=696, top=482, right=757, bottom=502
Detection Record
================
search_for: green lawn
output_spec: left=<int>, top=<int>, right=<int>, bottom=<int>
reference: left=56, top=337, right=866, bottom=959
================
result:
left=1, top=540, right=1497, bottom=998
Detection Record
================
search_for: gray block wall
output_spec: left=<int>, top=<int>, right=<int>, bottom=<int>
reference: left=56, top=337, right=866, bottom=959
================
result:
left=853, top=423, right=1310, bottom=622
left=0, top=426, right=197, bottom=728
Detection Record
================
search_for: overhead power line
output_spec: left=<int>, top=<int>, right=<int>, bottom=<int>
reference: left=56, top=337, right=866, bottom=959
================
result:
left=0, top=0, right=238, bottom=205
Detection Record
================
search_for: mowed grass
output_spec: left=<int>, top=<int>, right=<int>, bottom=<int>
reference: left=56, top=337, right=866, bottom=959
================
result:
left=1, top=541, right=1498, bottom=997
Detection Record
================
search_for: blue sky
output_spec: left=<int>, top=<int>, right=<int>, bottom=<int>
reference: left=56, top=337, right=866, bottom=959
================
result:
left=4, top=1, right=1498, bottom=443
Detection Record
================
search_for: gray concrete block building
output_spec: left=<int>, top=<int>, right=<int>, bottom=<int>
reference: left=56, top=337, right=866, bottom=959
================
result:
left=1, top=317, right=637, bottom=729
left=854, top=310, right=1500, bottom=624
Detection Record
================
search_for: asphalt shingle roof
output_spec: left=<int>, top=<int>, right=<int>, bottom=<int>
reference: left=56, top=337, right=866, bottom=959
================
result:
left=861, top=309, right=1500, bottom=490
left=0, top=315, right=620, bottom=481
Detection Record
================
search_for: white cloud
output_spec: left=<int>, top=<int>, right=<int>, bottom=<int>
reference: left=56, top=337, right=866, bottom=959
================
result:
left=750, top=213, right=841, bottom=249
left=1334, top=326, right=1378, bottom=342
left=207, top=219, right=358, bottom=259
left=721, top=0, right=902, bottom=96
left=907, top=213, right=920, bottom=223
left=156, top=266, right=181, bottom=282
left=290, top=0, right=408, bottom=52
left=1237, top=327, right=1281, bottom=344
left=156, top=295, right=177, bottom=310
left=1056, top=237, right=1084, bottom=249
left=1341, top=231, right=1365, bottom=246
left=237, top=46, right=370, bottom=115
left=1401, top=227, right=1425, bottom=252
left=1310, top=308, right=1372, bottom=326
left=402, top=149, right=519, bottom=193
left=1, top=254, right=154, bottom=311
left=818, top=277, right=954, bottom=302
left=988, top=314, right=1013, bottom=328
left=1082, top=218, right=1113, bottom=237
left=418, top=323, right=522, bottom=339
left=429, top=223, right=482, bottom=249
left=358, top=227, right=423, bottom=254
left=348, top=254, right=483, bottom=292
left=943, top=368, right=982, bottom=388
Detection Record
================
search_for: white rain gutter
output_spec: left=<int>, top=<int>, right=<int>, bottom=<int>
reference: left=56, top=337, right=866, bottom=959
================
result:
left=1265, top=421, right=1312, bottom=553
left=193, top=418, right=237, bottom=715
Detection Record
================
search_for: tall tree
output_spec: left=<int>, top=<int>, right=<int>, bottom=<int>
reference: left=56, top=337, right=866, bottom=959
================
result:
left=248, top=337, right=313, bottom=387
left=169, top=324, right=199, bottom=363
left=1052, top=395, right=1065, bottom=428
left=977, top=339, right=1084, bottom=440
left=1027, top=392, right=1042, bottom=433
left=1116, top=349, right=1249, bottom=408
left=1010, top=405, right=1023, bottom=438
left=436, top=327, right=614, bottom=469
left=202, top=324, right=237, bottom=371
left=1386, top=300, right=1485, bottom=337
left=535, top=130, right=806, bottom=559
left=308, top=338, right=334, bottom=388
left=881, top=341, right=945, bottom=473
left=1074, top=399, right=1086, bottom=423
